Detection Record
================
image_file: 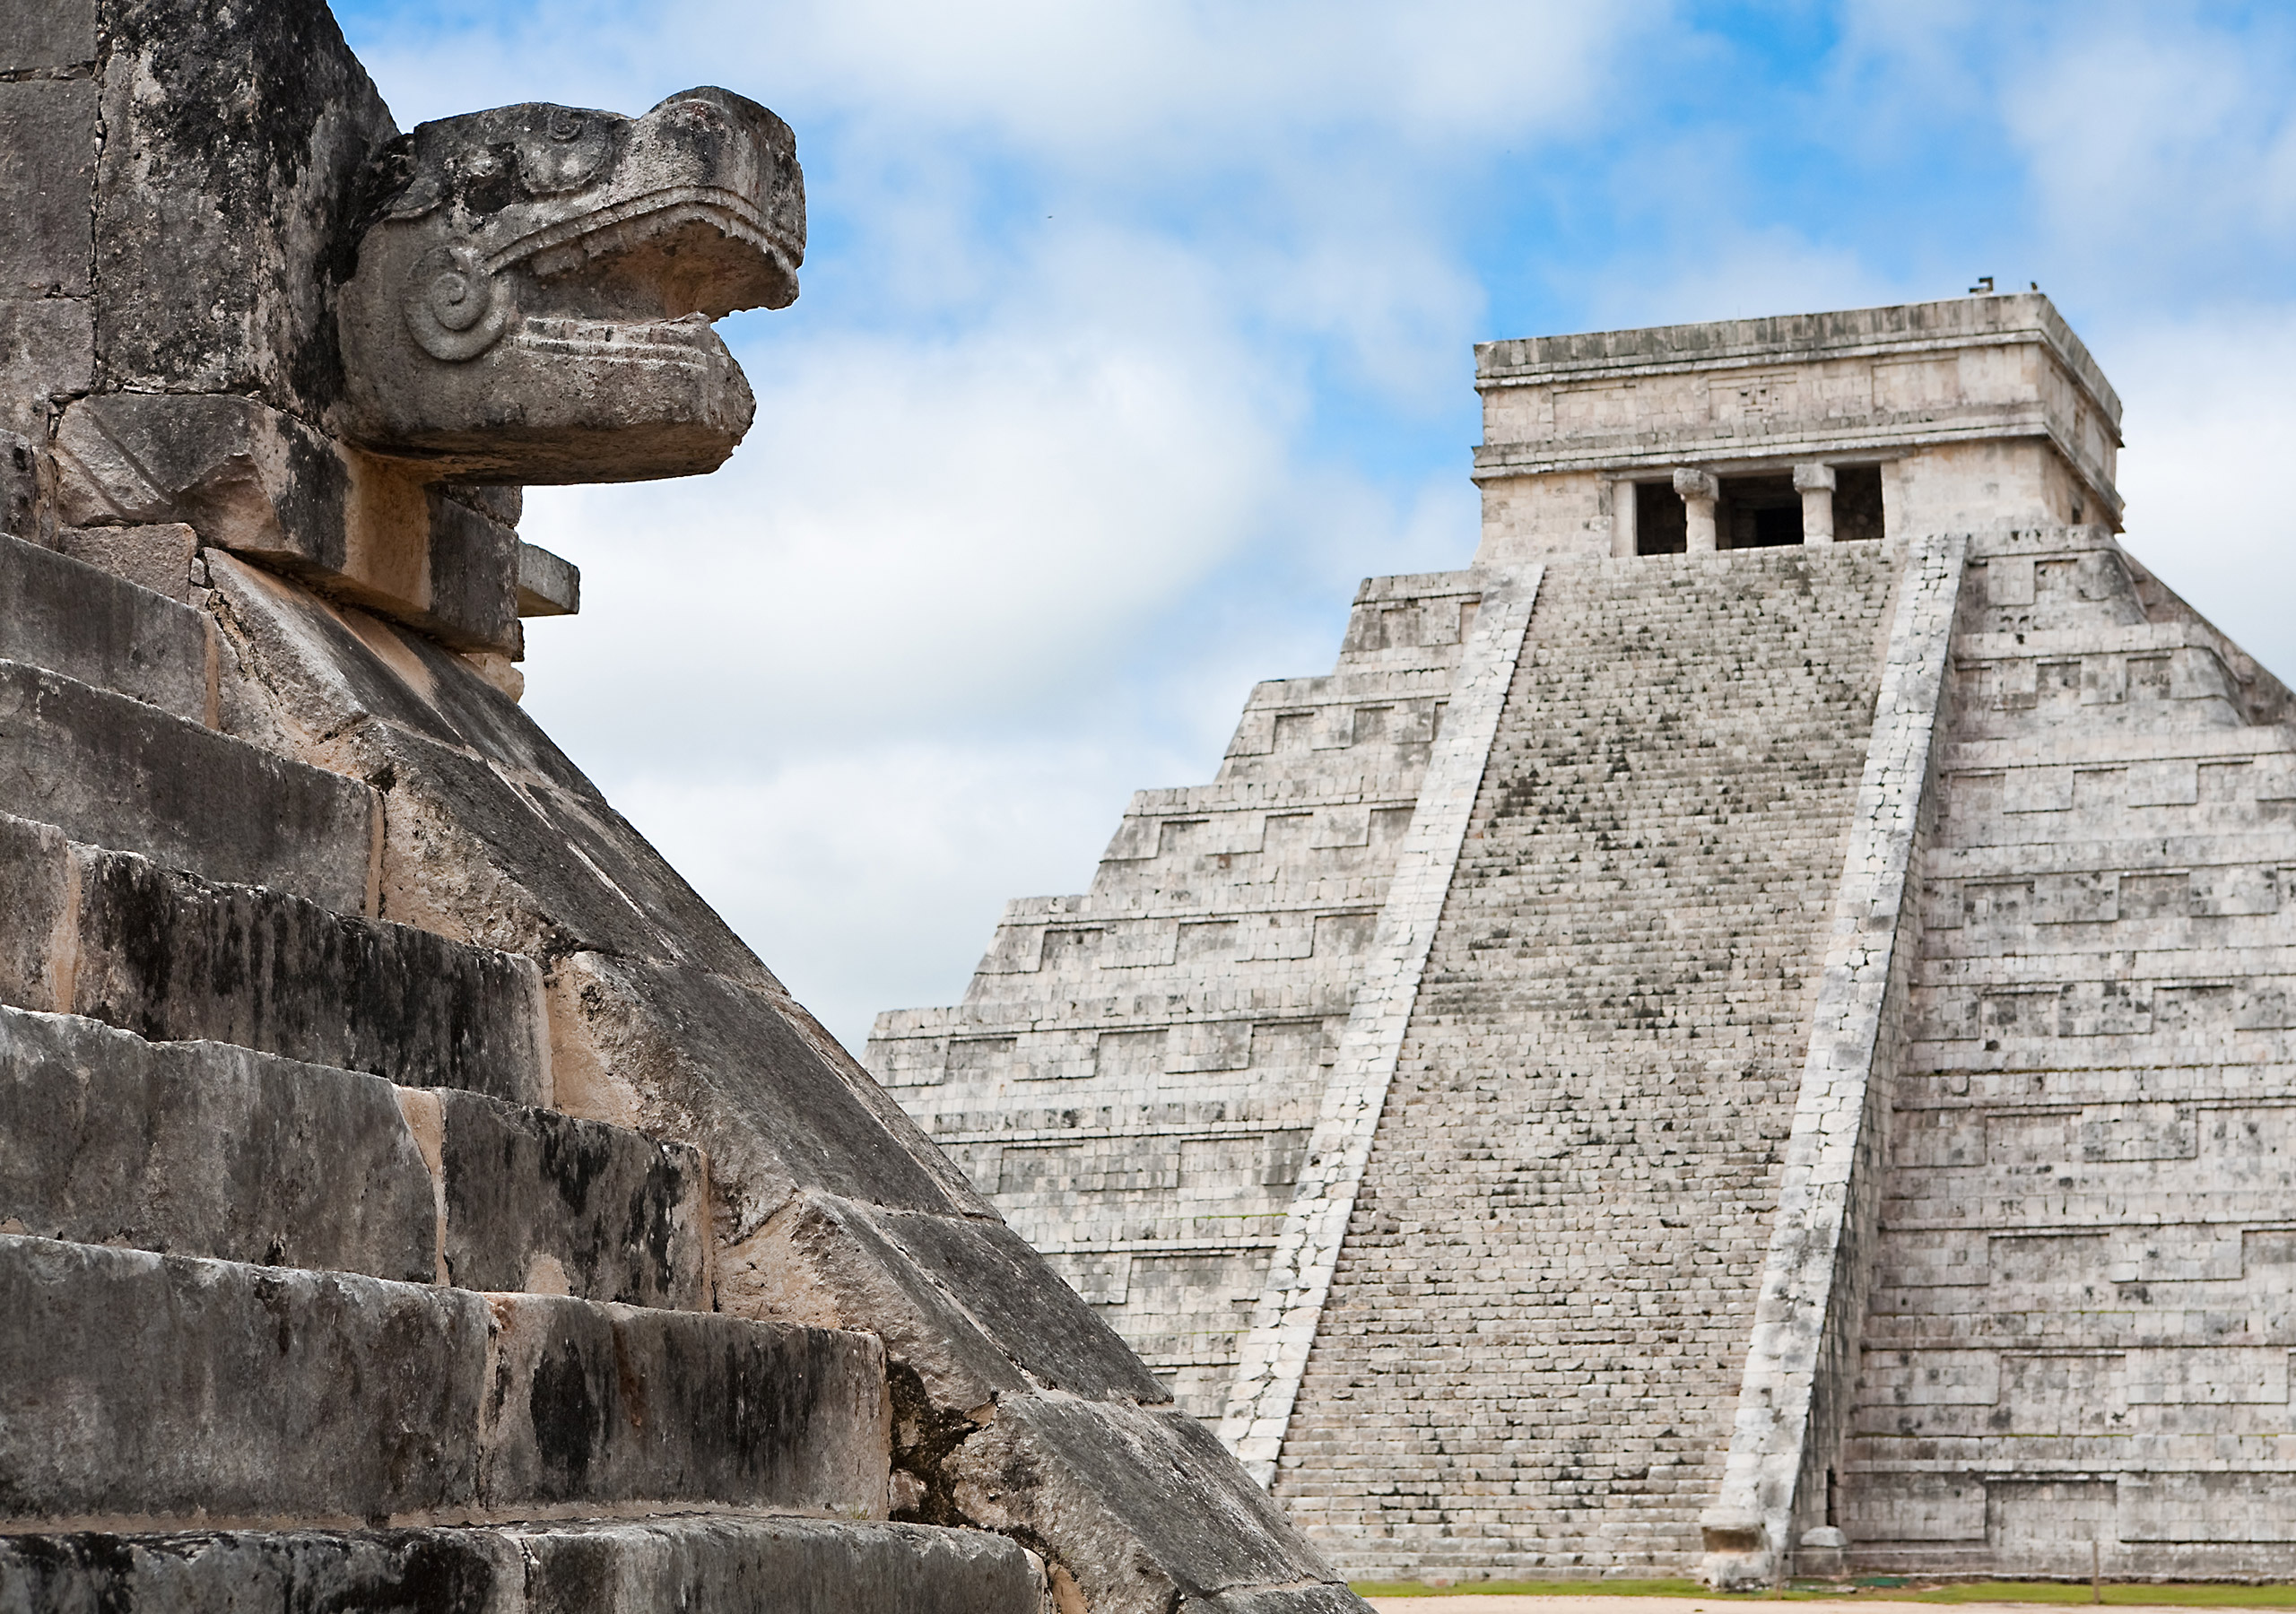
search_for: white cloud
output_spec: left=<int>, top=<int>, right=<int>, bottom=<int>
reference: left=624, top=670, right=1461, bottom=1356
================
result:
left=520, top=224, right=1334, bottom=760
left=1830, top=3, right=2296, bottom=296
left=1576, top=227, right=1904, bottom=333
left=2105, top=309, right=2296, bottom=687
left=655, top=1, right=1656, bottom=162
left=2005, top=23, right=2296, bottom=261
left=604, top=737, right=1184, bottom=1048
left=505, top=179, right=1475, bottom=1050
left=352, top=1, right=1657, bottom=162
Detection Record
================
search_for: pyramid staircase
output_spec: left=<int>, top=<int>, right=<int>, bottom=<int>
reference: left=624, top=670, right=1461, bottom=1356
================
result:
left=0, top=531, right=1039, bottom=1611
left=1261, top=542, right=1906, bottom=1575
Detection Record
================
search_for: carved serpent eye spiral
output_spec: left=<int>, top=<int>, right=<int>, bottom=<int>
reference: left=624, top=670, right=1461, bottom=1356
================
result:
left=401, top=244, right=510, bottom=361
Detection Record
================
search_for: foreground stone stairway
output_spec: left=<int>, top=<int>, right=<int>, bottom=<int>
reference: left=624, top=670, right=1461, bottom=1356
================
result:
left=0, top=7, right=1362, bottom=1599
left=0, top=533, right=1040, bottom=1612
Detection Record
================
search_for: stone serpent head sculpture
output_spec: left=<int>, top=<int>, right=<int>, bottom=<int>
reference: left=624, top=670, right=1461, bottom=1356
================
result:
left=337, top=87, right=804, bottom=484
left=25, top=0, right=807, bottom=670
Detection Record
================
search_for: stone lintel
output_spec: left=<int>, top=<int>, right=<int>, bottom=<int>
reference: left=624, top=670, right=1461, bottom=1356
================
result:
left=515, top=541, right=582, bottom=617
left=50, top=392, right=524, bottom=655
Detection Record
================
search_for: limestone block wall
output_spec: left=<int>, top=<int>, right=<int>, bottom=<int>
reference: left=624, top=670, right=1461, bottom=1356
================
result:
left=1846, top=527, right=2296, bottom=1578
left=867, top=571, right=1487, bottom=1414
left=1273, top=543, right=1905, bottom=1579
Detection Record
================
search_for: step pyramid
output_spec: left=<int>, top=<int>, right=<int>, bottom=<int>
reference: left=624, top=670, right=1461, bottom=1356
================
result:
left=874, top=296, right=2296, bottom=1586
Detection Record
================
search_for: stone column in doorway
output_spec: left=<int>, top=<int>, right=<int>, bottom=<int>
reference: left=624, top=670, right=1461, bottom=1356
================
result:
left=1675, top=467, right=1718, bottom=551
left=1796, top=463, right=1837, bottom=543
left=1611, top=480, right=1638, bottom=558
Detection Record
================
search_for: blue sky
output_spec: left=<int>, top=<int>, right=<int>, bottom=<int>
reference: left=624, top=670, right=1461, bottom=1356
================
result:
left=333, top=1, right=2296, bottom=1049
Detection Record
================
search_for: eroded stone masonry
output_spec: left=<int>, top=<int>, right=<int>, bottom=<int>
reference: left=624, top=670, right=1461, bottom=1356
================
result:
left=872, top=294, right=2296, bottom=1584
left=0, top=4, right=1361, bottom=1611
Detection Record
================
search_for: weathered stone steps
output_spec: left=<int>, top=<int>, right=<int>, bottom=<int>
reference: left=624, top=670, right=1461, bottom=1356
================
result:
left=0, top=533, right=214, bottom=726
left=0, top=1233, right=883, bottom=1530
left=0, top=1514, right=1040, bottom=1614
left=1275, top=544, right=1902, bottom=1577
left=0, top=660, right=376, bottom=914
left=0, top=1004, right=709, bottom=1307
left=0, top=810, right=550, bottom=1103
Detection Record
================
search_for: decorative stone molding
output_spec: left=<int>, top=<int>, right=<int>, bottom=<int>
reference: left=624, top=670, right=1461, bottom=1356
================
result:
left=336, top=90, right=804, bottom=484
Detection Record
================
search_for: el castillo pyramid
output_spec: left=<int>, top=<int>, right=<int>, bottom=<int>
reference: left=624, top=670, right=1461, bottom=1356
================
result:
left=0, top=3, right=1365, bottom=1610
left=870, top=293, right=2296, bottom=1586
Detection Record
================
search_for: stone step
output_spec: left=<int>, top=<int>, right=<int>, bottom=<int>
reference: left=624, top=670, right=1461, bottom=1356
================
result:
left=0, top=1003, right=709, bottom=1308
left=0, top=1234, right=885, bottom=1530
left=0, top=809, right=548, bottom=1102
left=0, top=1514, right=1039, bottom=1614
left=0, top=660, right=376, bottom=913
left=0, top=531, right=214, bottom=725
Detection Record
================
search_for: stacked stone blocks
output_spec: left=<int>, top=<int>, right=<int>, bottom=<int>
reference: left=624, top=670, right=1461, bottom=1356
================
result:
left=1847, top=526, right=2296, bottom=1575
left=1220, top=565, right=1544, bottom=1480
left=0, top=3, right=1368, bottom=1608
left=1700, top=532, right=1967, bottom=1586
left=882, top=294, right=2292, bottom=1582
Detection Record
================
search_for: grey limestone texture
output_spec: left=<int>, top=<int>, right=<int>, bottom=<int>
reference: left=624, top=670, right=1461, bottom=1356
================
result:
left=0, top=1003, right=440, bottom=1284
left=335, top=90, right=803, bottom=482
left=434, top=1087, right=710, bottom=1306
left=1699, top=531, right=1968, bottom=1589
left=54, top=524, right=202, bottom=603
left=0, top=1515, right=1041, bottom=1614
left=878, top=292, right=2296, bottom=1588
left=0, top=4, right=1358, bottom=1611
left=0, top=1234, right=887, bottom=1527
left=61, top=838, right=552, bottom=1105
left=1841, top=527, right=2296, bottom=1580
left=0, top=659, right=378, bottom=912
left=517, top=539, right=582, bottom=617
left=1221, top=565, right=1545, bottom=1483
left=0, top=1002, right=710, bottom=1306
left=0, top=534, right=213, bottom=725
left=1474, top=295, right=2123, bottom=562
left=1275, top=542, right=1901, bottom=1580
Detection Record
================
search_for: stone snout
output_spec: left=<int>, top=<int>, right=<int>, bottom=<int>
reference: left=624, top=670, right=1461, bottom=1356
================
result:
left=335, top=88, right=804, bottom=485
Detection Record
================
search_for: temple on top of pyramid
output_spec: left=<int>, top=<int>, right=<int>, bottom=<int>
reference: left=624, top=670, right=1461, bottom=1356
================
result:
left=1472, top=292, right=2119, bottom=559
left=868, top=291, right=2296, bottom=1588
